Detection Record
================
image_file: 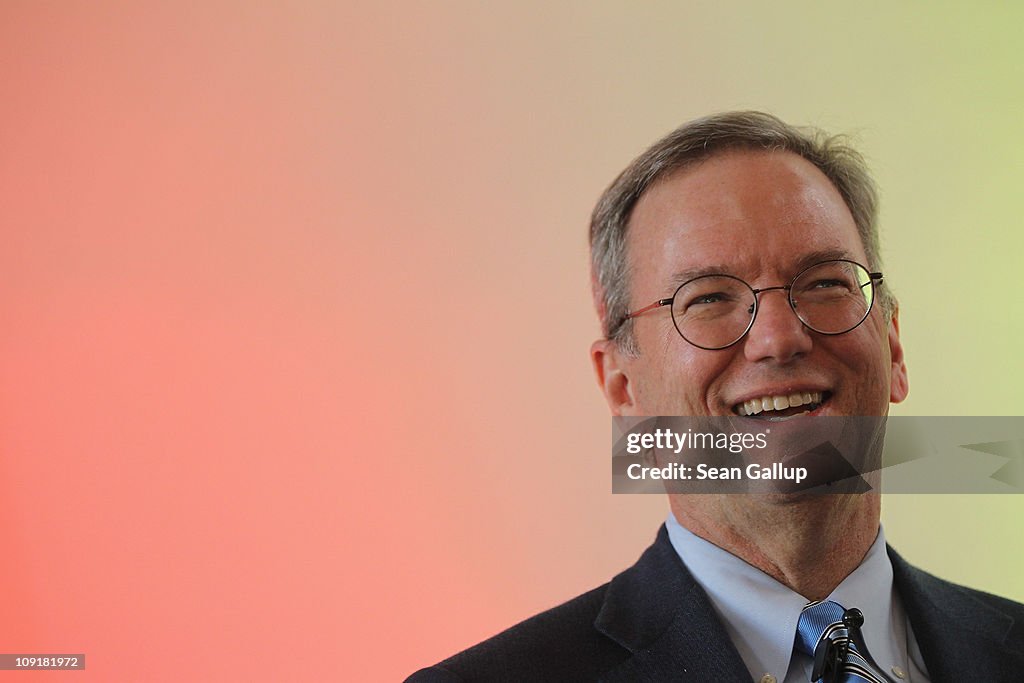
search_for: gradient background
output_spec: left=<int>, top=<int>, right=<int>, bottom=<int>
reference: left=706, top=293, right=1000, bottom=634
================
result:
left=2, top=2, right=1022, bottom=681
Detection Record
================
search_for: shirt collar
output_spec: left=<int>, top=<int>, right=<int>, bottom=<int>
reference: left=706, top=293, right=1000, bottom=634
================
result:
left=665, top=513, right=897, bottom=682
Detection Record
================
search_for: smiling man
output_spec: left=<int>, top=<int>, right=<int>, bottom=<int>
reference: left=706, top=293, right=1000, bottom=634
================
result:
left=408, top=112, right=1024, bottom=682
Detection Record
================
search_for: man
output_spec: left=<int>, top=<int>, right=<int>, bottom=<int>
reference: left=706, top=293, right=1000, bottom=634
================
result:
left=408, top=112, right=1024, bottom=681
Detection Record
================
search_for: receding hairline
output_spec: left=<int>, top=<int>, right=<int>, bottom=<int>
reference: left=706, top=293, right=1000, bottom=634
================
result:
left=630, top=145, right=855, bottom=215
left=625, top=146, right=871, bottom=271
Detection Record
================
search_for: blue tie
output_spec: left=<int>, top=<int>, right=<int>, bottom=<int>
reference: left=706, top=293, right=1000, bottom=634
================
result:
left=796, top=600, right=892, bottom=683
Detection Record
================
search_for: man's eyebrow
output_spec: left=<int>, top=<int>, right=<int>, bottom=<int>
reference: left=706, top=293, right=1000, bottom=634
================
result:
left=668, top=264, right=735, bottom=286
left=667, top=247, right=861, bottom=287
left=791, top=248, right=862, bottom=271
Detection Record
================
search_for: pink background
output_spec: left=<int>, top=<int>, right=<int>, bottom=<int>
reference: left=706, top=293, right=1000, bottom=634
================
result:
left=2, top=3, right=1022, bottom=681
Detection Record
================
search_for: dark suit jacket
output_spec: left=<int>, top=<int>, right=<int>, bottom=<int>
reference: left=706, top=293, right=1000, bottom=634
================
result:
left=407, top=525, right=1024, bottom=682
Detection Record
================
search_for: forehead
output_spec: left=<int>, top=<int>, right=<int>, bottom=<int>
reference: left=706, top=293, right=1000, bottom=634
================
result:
left=627, top=150, right=866, bottom=289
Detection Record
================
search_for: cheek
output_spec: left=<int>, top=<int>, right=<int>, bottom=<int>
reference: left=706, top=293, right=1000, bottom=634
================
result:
left=640, top=353, right=724, bottom=412
left=823, top=328, right=893, bottom=407
left=829, top=317, right=890, bottom=370
left=632, top=326, right=737, bottom=413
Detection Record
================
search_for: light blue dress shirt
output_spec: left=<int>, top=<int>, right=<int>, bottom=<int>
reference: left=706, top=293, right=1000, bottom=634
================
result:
left=665, top=514, right=932, bottom=682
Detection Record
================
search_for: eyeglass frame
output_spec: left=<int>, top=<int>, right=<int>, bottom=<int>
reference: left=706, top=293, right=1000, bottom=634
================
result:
left=619, top=258, right=884, bottom=350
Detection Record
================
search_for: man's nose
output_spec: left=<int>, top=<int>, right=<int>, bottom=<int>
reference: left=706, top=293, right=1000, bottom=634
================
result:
left=742, top=289, right=813, bottom=363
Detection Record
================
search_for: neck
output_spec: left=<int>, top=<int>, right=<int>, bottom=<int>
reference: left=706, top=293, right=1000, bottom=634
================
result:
left=669, top=493, right=880, bottom=601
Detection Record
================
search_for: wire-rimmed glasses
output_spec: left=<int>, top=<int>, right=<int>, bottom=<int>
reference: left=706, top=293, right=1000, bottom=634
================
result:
left=621, top=259, right=884, bottom=350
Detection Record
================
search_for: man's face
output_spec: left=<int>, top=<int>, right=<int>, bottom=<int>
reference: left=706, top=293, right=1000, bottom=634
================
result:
left=593, top=149, right=908, bottom=418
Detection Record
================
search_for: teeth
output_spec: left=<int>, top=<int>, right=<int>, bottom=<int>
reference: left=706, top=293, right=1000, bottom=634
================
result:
left=737, top=391, right=823, bottom=416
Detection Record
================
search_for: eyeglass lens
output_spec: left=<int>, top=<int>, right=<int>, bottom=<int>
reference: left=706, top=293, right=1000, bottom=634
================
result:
left=670, top=261, right=875, bottom=350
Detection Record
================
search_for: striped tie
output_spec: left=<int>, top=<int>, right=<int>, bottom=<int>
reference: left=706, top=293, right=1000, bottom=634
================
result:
left=796, top=600, right=891, bottom=683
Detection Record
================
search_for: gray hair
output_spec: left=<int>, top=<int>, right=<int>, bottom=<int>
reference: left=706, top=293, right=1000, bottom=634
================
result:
left=589, top=111, right=889, bottom=355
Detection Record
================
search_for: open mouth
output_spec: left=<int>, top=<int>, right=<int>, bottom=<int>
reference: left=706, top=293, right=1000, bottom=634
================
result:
left=733, top=391, right=831, bottom=420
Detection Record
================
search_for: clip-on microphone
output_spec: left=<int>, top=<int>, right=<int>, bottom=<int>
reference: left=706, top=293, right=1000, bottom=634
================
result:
left=810, top=607, right=895, bottom=683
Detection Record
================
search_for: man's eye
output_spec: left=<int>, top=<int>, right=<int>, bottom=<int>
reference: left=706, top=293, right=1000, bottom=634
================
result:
left=687, top=292, right=730, bottom=307
left=810, top=279, right=847, bottom=289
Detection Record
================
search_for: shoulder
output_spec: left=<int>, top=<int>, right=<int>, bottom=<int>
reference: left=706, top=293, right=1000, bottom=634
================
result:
left=889, top=545, right=1024, bottom=677
left=891, top=545, right=1024, bottom=628
left=406, top=525, right=699, bottom=682
left=404, top=583, right=628, bottom=683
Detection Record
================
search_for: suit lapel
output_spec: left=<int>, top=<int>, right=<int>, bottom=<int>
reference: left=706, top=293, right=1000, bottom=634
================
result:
left=595, top=525, right=751, bottom=681
left=890, top=547, right=1024, bottom=682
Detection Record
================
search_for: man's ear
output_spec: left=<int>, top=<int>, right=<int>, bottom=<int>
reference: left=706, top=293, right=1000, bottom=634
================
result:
left=888, top=307, right=909, bottom=404
left=590, top=338, right=636, bottom=416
